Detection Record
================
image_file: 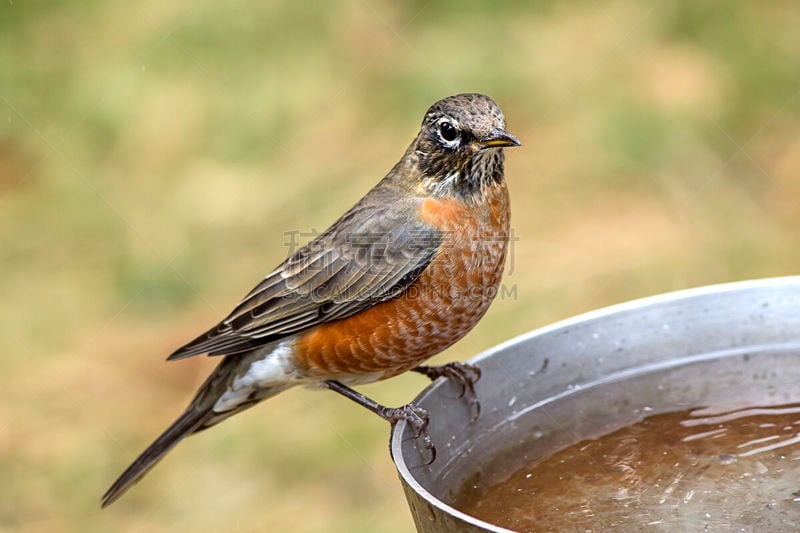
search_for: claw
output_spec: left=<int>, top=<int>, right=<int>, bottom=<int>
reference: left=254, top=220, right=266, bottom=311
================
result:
left=413, top=362, right=482, bottom=423
left=382, top=403, right=436, bottom=464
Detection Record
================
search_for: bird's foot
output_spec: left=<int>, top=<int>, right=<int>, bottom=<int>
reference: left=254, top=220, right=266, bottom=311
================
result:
left=413, top=362, right=482, bottom=422
left=324, top=380, right=436, bottom=464
left=377, top=403, right=436, bottom=464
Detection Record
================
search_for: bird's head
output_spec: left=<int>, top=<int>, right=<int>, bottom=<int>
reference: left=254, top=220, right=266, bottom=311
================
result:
left=411, top=93, right=520, bottom=199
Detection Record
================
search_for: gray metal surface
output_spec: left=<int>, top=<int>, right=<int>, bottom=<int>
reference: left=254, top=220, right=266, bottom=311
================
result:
left=391, top=277, right=800, bottom=532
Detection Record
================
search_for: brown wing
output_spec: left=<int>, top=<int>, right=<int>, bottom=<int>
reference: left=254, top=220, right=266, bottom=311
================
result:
left=168, top=199, right=441, bottom=360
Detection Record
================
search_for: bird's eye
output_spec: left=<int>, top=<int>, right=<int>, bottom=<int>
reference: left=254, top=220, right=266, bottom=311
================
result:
left=438, top=121, right=459, bottom=144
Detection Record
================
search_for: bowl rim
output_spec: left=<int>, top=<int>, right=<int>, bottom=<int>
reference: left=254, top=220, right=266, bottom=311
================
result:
left=390, top=275, right=800, bottom=532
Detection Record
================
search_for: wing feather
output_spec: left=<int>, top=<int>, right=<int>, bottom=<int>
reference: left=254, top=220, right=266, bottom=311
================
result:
left=168, top=197, right=440, bottom=360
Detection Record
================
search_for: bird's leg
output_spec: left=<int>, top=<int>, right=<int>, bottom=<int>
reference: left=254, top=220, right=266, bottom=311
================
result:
left=412, top=362, right=482, bottom=422
left=324, top=380, right=435, bottom=463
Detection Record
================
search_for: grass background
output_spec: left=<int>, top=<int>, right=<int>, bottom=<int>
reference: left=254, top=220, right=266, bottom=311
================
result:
left=2, top=1, right=798, bottom=531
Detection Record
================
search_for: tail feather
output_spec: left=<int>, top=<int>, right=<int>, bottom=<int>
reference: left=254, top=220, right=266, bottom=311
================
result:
left=102, top=354, right=293, bottom=508
left=101, top=407, right=208, bottom=508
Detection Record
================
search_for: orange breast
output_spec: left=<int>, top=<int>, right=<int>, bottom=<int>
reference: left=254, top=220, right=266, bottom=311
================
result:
left=292, top=183, right=510, bottom=383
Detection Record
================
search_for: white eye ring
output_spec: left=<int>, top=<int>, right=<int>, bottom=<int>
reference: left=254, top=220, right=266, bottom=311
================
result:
left=436, top=119, right=460, bottom=148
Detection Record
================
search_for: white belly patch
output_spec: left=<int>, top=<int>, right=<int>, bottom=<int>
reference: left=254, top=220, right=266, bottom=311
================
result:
left=213, top=340, right=298, bottom=412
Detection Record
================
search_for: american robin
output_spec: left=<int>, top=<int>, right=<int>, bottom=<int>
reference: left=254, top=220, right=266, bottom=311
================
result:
left=102, top=93, right=520, bottom=507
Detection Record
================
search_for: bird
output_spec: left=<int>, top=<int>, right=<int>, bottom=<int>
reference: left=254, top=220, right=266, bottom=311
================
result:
left=102, top=93, right=520, bottom=507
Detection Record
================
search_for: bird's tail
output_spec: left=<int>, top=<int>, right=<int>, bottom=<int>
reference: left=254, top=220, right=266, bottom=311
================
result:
left=101, top=405, right=210, bottom=508
left=102, top=355, right=291, bottom=508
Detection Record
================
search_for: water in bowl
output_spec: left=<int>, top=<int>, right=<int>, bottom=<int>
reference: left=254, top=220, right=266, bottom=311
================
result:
left=455, top=402, right=800, bottom=532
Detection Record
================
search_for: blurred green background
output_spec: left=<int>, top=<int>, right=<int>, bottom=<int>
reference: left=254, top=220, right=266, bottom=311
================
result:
left=2, top=1, right=798, bottom=531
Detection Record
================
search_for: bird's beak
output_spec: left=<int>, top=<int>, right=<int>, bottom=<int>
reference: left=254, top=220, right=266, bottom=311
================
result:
left=475, top=128, right=521, bottom=149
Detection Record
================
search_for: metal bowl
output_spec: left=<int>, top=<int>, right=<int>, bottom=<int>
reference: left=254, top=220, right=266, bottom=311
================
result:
left=391, top=277, right=800, bottom=532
